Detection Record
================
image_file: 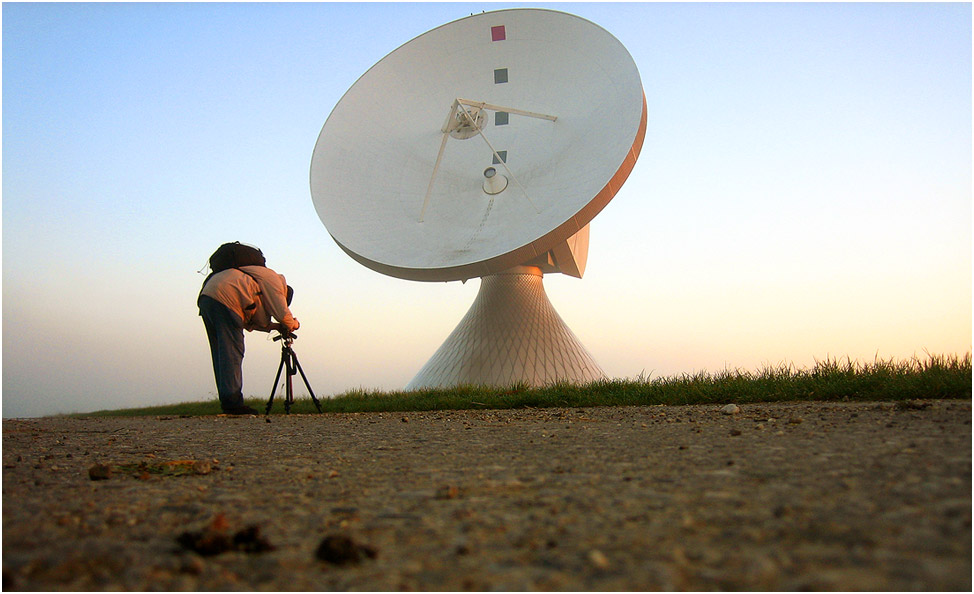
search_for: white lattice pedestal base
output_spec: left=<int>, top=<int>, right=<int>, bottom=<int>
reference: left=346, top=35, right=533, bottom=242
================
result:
left=406, top=266, right=605, bottom=390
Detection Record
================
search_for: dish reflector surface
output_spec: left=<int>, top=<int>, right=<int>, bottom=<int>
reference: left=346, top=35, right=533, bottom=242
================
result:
left=311, top=8, right=645, bottom=281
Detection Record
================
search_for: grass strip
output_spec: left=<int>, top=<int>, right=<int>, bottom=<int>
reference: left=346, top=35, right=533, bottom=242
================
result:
left=75, top=353, right=970, bottom=418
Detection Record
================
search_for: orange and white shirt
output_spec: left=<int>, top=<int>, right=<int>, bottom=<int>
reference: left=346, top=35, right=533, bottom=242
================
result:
left=200, top=265, right=299, bottom=333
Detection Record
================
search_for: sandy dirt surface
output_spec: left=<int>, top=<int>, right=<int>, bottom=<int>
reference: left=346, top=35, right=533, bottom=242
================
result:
left=3, top=400, right=971, bottom=591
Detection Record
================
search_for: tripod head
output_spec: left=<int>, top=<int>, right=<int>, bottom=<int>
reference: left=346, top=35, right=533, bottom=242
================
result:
left=273, top=330, right=297, bottom=347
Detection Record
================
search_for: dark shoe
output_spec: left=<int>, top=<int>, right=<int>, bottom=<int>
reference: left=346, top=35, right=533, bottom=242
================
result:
left=223, top=405, right=259, bottom=416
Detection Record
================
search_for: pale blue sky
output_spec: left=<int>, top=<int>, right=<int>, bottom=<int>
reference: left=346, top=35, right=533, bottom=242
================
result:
left=3, top=2, right=971, bottom=417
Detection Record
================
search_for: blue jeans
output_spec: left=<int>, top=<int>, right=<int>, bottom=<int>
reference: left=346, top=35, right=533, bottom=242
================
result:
left=198, top=295, right=246, bottom=411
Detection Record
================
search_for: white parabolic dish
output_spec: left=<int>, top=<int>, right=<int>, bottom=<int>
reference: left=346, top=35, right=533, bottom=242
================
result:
left=311, top=8, right=646, bottom=282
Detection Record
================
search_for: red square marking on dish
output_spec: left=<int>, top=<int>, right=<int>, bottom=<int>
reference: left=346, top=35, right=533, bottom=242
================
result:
left=491, top=25, right=506, bottom=41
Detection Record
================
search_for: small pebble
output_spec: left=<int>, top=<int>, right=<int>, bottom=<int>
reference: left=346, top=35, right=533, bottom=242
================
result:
left=721, top=404, right=740, bottom=415
left=588, top=549, right=610, bottom=569
left=435, top=485, right=460, bottom=499
left=316, top=534, right=377, bottom=565
left=192, top=461, right=212, bottom=475
left=88, top=463, right=112, bottom=481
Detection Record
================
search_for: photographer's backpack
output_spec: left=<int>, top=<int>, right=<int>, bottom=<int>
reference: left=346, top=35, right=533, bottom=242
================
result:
left=200, top=242, right=266, bottom=294
left=209, top=241, right=265, bottom=272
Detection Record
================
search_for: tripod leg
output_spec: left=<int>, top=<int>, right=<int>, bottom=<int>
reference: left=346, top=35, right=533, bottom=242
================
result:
left=290, top=351, right=323, bottom=413
left=266, top=351, right=287, bottom=415
left=285, top=348, right=298, bottom=414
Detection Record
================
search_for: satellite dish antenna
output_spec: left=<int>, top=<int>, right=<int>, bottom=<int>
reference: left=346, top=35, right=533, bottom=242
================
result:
left=311, top=8, right=646, bottom=389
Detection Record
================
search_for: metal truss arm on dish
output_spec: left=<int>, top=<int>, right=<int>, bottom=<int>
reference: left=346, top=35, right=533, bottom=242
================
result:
left=455, top=101, right=540, bottom=214
left=456, top=98, right=557, bottom=122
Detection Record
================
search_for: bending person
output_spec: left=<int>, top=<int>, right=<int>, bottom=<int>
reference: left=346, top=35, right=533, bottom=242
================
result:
left=198, top=251, right=299, bottom=415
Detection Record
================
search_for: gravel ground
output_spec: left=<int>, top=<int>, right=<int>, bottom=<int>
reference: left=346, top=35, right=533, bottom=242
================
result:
left=3, top=400, right=971, bottom=591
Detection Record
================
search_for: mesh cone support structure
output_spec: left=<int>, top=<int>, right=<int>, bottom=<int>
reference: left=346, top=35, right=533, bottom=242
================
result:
left=406, top=267, right=606, bottom=390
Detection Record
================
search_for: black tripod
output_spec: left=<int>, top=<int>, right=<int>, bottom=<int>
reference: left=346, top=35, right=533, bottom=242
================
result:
left=265, top=332, right=322, bottom=415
